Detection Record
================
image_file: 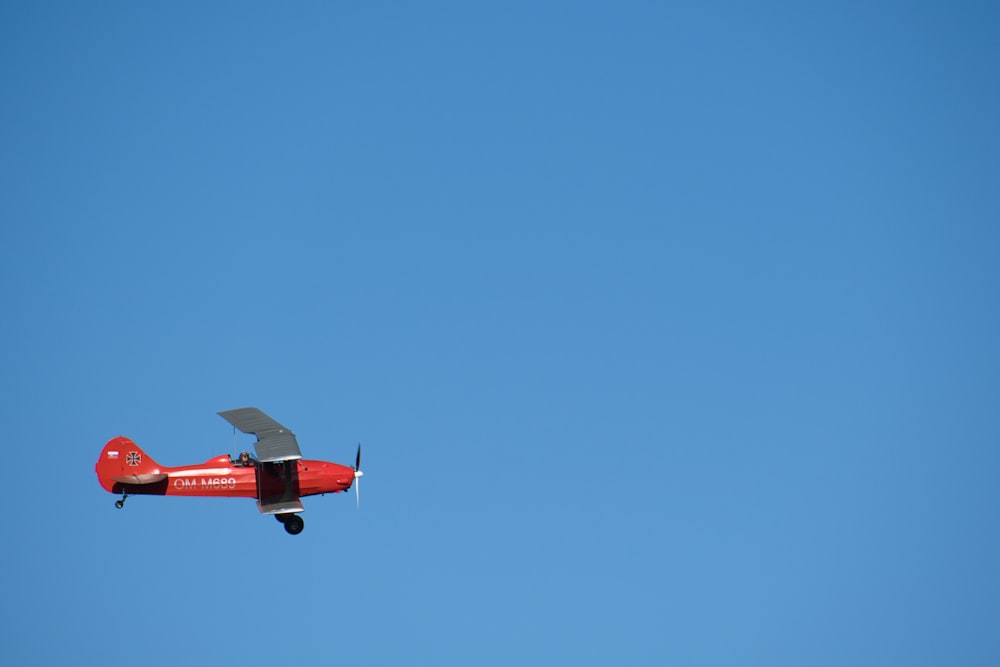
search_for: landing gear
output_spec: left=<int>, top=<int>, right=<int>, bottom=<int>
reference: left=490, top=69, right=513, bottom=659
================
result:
left=115, top=493, right=129, bottom=509
left=274, top=512, right=304, bottom=534
left=272, top=512, right=303, bottom=534
left=283, top=514, right=304, bottom=535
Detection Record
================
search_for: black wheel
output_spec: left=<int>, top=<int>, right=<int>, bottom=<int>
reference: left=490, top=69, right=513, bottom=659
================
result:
left=283, top=514, right=304, bottom=535
left=115, top=500, right=124, bottom=509
left=274, top=513, right=288, bottom=523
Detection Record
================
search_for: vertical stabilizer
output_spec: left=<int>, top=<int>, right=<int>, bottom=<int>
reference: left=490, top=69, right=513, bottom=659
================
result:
left=95, top=436, right=163, bottom=491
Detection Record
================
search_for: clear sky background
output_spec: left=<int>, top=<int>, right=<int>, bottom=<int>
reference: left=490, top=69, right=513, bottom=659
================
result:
left=2, top=2, right=999, bottom=665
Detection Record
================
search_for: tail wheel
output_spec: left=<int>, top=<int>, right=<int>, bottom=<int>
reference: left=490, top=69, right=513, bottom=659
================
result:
left=283, top=514, right=304, bottom=535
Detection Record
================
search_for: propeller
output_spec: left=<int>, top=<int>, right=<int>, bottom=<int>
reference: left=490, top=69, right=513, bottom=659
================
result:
left=353, top=443, right=363, bottom=508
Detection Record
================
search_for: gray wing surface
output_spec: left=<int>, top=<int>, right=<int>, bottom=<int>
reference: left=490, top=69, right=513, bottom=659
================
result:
left=218, top=407, right=303, bottom=462
left=258, top=498, right=304, bottom=515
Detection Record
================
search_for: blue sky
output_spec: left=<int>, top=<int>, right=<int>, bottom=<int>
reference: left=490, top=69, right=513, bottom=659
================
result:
left=2, top=2, right=999, bottom=664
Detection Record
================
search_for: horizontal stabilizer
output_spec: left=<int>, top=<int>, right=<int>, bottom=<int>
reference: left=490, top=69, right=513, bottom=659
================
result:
left=112, top=473, right=168, bottom=485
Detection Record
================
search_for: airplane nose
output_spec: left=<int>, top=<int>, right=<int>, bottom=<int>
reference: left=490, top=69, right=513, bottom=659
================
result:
left=333, top=463, right=356, bottom=488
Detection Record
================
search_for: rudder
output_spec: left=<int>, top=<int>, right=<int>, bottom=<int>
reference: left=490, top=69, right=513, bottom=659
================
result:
left=95, top=436, right=163, bottom=492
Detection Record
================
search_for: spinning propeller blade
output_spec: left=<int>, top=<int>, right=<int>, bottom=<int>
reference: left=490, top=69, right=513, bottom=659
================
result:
left=354, top=443, right=363, bottom=509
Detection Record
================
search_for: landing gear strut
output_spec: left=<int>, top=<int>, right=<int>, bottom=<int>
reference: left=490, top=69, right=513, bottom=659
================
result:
left=115, top=493, right=129, bottom=509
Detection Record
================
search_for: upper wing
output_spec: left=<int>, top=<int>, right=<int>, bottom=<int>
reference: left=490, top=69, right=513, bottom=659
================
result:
left=217, top=407, right=303, bottom=462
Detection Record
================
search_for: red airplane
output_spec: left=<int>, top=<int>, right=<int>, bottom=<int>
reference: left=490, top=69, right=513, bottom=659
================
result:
left=95, top=407, right=363, bottom=535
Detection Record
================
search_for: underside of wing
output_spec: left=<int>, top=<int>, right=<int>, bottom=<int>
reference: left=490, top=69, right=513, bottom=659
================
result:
left=258, top=498, right=304, bottom=515
left=218, top=407, right=303, bottom=462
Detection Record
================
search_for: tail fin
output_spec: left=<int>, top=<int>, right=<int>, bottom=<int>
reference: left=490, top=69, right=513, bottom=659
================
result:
left=95, top=436, right=164, bottom=492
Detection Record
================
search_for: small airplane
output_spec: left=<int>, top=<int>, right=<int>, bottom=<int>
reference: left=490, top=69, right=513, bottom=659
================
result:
left=95, top=407, right=363, bottom=535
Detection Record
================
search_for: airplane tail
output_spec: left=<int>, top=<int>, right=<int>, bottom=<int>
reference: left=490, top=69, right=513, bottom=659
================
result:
left=95, top=436, right=165, bottom=493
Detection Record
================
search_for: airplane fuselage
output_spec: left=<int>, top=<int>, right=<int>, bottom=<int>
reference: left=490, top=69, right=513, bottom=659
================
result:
left=100, top=452, right=357, bottom=499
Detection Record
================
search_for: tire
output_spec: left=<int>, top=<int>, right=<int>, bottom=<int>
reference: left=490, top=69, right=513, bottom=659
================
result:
left=284, top=514, right=304, bottom=535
